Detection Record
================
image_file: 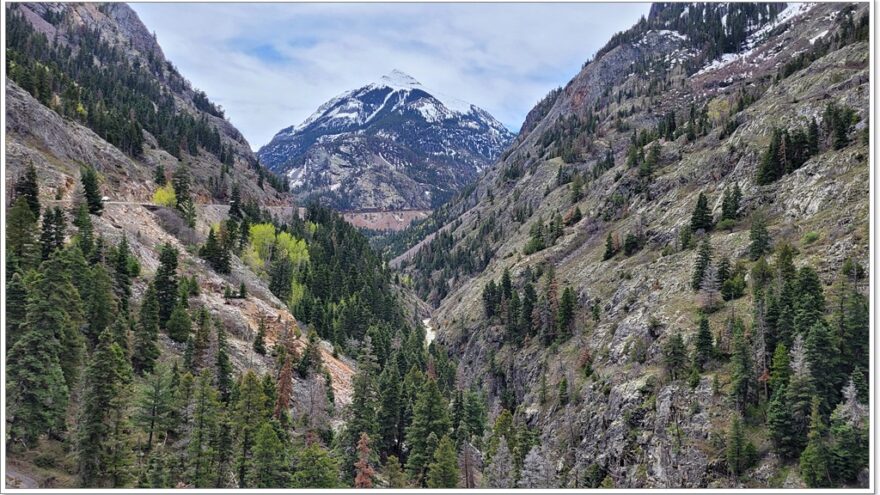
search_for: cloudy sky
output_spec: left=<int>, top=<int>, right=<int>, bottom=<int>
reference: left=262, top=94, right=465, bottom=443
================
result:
left=132, top=3, right=650, bottom=149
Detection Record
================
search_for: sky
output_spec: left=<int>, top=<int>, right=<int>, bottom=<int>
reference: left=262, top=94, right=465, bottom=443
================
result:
left=132, top=3, right=651, bottom=150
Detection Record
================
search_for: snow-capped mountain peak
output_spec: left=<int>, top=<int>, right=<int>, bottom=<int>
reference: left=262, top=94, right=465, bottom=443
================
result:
left=257, top=71, right=515, bottom=210
left=378, top=69, right=422, bottom=90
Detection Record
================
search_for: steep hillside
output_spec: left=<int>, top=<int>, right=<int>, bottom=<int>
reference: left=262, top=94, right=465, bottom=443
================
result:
left=258, top=70, right=515, bottom=210
left=3, top=3, right=439, bottom=489
left=398, top=2, right=870, bottom=488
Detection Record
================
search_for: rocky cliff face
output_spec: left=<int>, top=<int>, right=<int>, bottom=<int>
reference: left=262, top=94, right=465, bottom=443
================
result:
left=257, top=70, right=515, bottom=210
left=399, top=3, right=869, bottom=488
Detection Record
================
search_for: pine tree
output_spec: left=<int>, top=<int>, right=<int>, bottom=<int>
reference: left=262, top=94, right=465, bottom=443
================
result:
left=828, top=379, right=869, bottom=484
left=556, top=286, right=576, bottom=341
left=799, top=397, right=831, bottom=488
left=166, top=302, right=191, bottom=343
left=40, top=207, right=65, bottom=260
left=274, top=357, right=293, bottom=422
left=290, top=441, right=339, bottom=488
left=81, top=166, right=104, bottom=215
left=5, top=271, right=29, bottom=351
left=725, top=415, right=749, bottom=478
left=694, top=314, right=714, bottom=370
left=377, top=363, right=403, bottom=458
left=154, top=165, right=167, bottom=185
left=135, top=364, right=175, bottom=450
left=298, top=329, right=323, bottom=375
left=229, top=183, right=243, bottom=219
left=482, top=437, right=514, bottom=488
left=14, top=163, right=41, bottom=217
left=784, top=335, right=815, bottom=454
left=248, top=421, right=288, bottom=487
left=769, top=343, right=790, bottom=394
left=132, top=284, right=160, bottom=375
left=663, top=332, right=687, bottom=380
left=188, top=370, right=219, bottom=487
left=172, top=164, right=195, bottom=227
left=6, top=326, right=70, bottom=445
left=215, top=325, right=233, bottom=404
left=7, top=197, right=39, bottom=270
left=426, top=435, right=459, bottom=488
left=805, top=320, right=840, bottom=414
left=72, top=204, right=94, bottom=257
left=558, top=376, right=569, bottom=405
left=343, top=337, right=381, bottom=479
left=155, top=244, right=179, bottom=328
left=354, top=432, right=376, bottom=488
left=518, top=444, right=558, bottom=488
left=234, top=371, right=269, bottom=487
left=384, top=455, right=407, bottom=488
left=602, top=232, right=615, bottom=260
left=77, top=329, right=135, bottom=487
left=405, top=377, right=452, bottom=485
left=690, top=192, right=712, bottom=232
left=757, top=128, right=783, bottom=184
left=253, top=321, right=266, bottom=355
left=83, top=264, right=118, bottom=346
left=730, top=319, right=753, bottom=411
left=692, top=237, right=712, bottom=290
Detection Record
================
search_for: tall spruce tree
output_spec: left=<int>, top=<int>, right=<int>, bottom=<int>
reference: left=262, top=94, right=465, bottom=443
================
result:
left=155, top=243, right=179, bottom=328
left=81, top=166, right=104, bottom=215
left=14, top=163, right=41, bottom=217
left=132, top=284, right=160, bottom=375
left=690, top=192, right=713, bottom=232
left=406, top=377, right=452, bottom=485
left=799, top=397, right=831, bottom=488
left=426, top=435, right=459, bottom=488
left=77, top=329, right=135, bottom=487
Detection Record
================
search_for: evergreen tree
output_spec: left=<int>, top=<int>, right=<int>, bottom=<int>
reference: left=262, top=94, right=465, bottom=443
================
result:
left=694, top=314, right=714, bottom=370
left=828, top=380, right=869, bottom=484
left=426, top=435, right=459, bottom=488
left=721, top=183, right=742, bottom=221
left=14, top=163, right=41, bottom=217
left=172, top=165, right=195, bottom=227
left=215, top=325, right=233, bottom=404
left=343, top=337, right=380, bottom=479
left=384, top=455, right=407, bottom=488
left=234, top=371, right=269, bottom=487
left=5, top=271, right=29, bottom=351
left=290, top=441, right=339, bottom=488
left=726, top=414, right=755, bottom=478
left=72, top=204, right=94, bottom=257
left=769, top=343, right=790, bottom=394
left=132, top=284, right=161, bottom=375
left=377, top=363, right=403, bottom=458
left=253, top=321, right=266, bottom=355
left=155, top=244, right=179, bottom=327
left=556, top=286, right=576, bottom=341
left=229, top=183, right=243, bottom=219
left=602, top=232, right=615, bottom=260
left=135, top=364, right=175, bottom=450
left=83, top=264, right=118, bottom=346
left=663, top=332, right=688, bottom=380
left=166, top=302, right=191, bottom=343
left=248, top=421, right=288, bottom=487
left=784, top=336, right=815, bottom=455
left=7, top=197, right=39, bottom=270
left=111, top=236, right=137, bottom=312
left=40, top=207, right=65, bottom=260
left=6, top=324, right=70, bottom=445
left=799, top=397, right=831, bottom=488
left=690, top=192, right=712, bottom=232
left=692, top=237, right=712, bottom=290
left=77, top=329, right=135, bottom=487
left=82, top=166, right=104, bottom=215
left=405, top=378, right=452, bottom=485
left=730, top=319, right=753, bottom=411
left=805, top=320, right=840, bottom=414
left=154, top=165, right=167, bottom=186
left=268, top=256, right=294, bottom=302
left=757, top=128, right=783, bottom=184
left=188, top=370, right=219, bottom=487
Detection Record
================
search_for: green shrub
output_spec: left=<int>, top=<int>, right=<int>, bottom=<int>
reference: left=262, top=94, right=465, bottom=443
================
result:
left=802, top=231, right=820, bottom=244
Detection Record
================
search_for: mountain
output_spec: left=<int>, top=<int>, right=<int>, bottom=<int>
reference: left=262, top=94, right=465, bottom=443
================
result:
left=392, top=2, right=869, bottom=488
left=257, top=70, right=515, bottom=210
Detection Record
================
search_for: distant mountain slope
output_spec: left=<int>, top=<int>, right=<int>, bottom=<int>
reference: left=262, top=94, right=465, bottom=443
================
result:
left=258, top=70, right=515, bottom=210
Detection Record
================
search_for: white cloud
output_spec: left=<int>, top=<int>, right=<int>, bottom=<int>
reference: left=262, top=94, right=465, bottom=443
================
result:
left=131, top=3, right=651, bottom=149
